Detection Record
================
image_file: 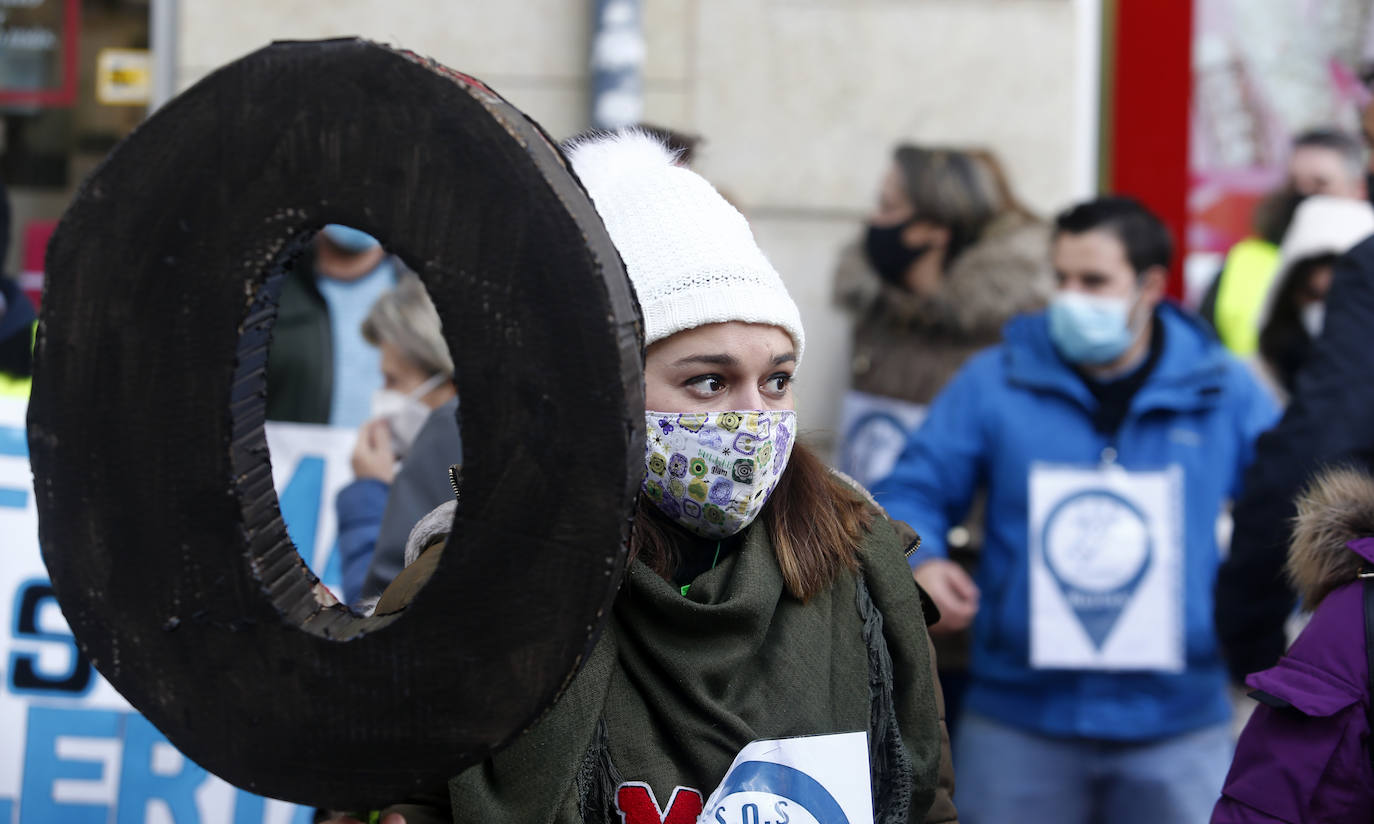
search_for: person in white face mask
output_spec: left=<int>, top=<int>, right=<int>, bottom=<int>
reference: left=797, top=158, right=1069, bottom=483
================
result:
left=357, top=274, right=455, bottom=466
left=334, top=274, right=455, bottom=606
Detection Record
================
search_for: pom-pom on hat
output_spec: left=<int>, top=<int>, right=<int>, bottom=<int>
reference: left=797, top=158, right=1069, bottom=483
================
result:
left=565, top=129, right=805, bottom=367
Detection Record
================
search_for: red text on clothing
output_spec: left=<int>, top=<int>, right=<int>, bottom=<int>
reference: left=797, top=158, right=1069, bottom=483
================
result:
left=615, top=782, right=704, bottom=824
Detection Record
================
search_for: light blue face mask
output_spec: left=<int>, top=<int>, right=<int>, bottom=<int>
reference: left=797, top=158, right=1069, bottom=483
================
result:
left=1047, top=291, right=1139, bottom=365
left=320, top=224, right=380, bottom=254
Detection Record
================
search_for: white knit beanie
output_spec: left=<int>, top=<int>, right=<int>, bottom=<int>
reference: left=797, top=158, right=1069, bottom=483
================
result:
left=565, top=129, right=805, bottom=367
left=1277, top=195, right=1374, bottom=274
left=1258, top=194, right=1374, bottom=326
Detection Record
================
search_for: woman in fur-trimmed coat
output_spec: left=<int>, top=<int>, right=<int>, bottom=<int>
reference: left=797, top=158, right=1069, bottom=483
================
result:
left=1212, top=467, right=1374, bottom=823
left=833, top=147, right=1051, bottom=709
left=833, top=146, right=1052, bottom=408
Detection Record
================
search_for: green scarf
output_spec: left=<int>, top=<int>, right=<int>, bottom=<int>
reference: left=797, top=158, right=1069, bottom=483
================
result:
left=434, top=512, right=941, bottom=823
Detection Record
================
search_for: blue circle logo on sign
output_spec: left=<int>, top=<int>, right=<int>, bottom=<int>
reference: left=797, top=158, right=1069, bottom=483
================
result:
left=709, top=760, right=850, bottom=824
left=1039, top=488, right=1153, bottom=649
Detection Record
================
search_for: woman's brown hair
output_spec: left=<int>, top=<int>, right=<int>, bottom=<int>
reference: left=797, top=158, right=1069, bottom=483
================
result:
left=630, top=440, right=873, bottom=601
left=893, top=144, right=1001, bottom=268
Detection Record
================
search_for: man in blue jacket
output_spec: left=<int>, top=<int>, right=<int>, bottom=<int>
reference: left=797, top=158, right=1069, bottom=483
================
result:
left=873, top=196, right=1278, bottom=824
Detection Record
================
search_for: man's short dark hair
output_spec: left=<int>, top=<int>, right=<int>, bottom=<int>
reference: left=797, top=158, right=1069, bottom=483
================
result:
left=1053, top=195, right=1173, bottom=276
left=1292, top=127, right=1364, bottom=179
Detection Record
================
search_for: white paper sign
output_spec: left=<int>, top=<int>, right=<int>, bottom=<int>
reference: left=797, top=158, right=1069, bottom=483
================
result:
left=835, top=390, right=927, bottom=490
left=699, top=731, right=872, bottom=824
left=1028, top=462, right=1185, bottom=672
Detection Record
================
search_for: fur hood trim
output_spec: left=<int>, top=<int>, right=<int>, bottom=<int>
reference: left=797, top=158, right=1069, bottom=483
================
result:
left=834, top=213, right=1053, bottom=338
left=940, top=214, right=1054, bottom=335
left=1287, top=467, right=1374, bottom=608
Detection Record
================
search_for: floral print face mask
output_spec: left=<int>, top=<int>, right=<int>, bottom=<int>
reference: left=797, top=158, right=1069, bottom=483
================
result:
left=642, top=409, right=797, bottom=539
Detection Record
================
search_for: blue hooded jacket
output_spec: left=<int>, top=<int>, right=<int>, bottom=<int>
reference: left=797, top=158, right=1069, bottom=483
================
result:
left=872, top=303, right=1278, bottom=740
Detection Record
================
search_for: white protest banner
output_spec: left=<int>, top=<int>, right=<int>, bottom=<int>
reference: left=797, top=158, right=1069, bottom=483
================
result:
left=1, top=396, right=358, bottom=822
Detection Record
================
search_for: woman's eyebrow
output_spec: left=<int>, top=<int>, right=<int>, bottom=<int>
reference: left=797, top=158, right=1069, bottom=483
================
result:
left=669, top=352, right=796, bottom=367
left=672, top=353, right=738, bottom=367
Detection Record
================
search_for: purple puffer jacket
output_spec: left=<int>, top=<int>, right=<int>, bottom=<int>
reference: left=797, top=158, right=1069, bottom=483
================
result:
left=1213, top=480, right=1374, bottom=822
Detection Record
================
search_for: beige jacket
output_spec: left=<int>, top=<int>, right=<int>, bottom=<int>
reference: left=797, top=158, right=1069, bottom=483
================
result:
left=833, top=213, right=1054, bottom=405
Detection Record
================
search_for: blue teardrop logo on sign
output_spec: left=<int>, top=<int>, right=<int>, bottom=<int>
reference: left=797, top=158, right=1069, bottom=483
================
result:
left=1040, top=489, right=1152, bottom=649
left=840, top=410, right=910, bottom=488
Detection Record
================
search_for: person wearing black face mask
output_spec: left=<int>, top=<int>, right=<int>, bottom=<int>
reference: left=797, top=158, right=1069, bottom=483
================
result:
left=833, top=146, right=1052, bottom=484
left=863, top=215, right=934, bottom=289
left=832, top=145, right=1052, bottom=736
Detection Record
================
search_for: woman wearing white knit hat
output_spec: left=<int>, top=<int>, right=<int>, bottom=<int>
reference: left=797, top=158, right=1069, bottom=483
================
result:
left=331, top=130, right=953, bottom=824
left=1254, top=195, right=1374, bottom=402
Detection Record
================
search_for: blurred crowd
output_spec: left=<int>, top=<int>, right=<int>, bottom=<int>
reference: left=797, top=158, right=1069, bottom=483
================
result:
left=7, top=108, right=1374, bottom=822
left=834, top=122, right=1374, bottom=821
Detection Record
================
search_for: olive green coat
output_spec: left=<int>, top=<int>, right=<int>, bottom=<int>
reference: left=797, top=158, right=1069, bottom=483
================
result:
left=375, top=502, right=956, bottom=823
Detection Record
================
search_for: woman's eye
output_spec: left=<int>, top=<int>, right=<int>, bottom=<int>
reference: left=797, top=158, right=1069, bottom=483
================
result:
left=764, top=373, right=792, bottom=395
left=685, top=375, right=726, bottom=395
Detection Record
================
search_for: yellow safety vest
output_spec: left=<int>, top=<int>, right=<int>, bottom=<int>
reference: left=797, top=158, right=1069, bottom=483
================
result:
left=1213, top=237, right=1280, bottom=357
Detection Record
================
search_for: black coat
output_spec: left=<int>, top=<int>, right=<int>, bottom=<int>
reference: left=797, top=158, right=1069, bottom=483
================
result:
left=1215, top=234, right=1374, bottom=682
left=0, top=276, right=35, bottom=382
left=265, top=251, right=332, bottom=424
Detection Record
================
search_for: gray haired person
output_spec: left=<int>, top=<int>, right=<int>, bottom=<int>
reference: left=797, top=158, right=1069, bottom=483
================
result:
left=337, top=273, right=460, bottom=606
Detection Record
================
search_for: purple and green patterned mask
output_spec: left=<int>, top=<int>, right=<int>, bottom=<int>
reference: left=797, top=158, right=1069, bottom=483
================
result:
left=643, top=409, right=797, bottom=539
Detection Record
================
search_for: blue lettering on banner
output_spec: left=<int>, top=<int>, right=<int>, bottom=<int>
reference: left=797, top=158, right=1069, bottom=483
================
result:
left=116, top=714, right=207, bottom=823
left=0, top=421, right=28, bottom=509
left=20, top=705, right=121, bottom=824
left=9, top=578, right=94, bottom=697
left=278, top=456, right=324, bottom=563
left=277, top=454, right=342, bottom=591
left=15, top=705, right=314, bottom=823
left=233, top=788, right=264, bottom=824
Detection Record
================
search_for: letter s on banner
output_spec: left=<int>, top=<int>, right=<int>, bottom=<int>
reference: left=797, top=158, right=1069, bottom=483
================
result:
left=9, top=580, right=93, bottom=697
